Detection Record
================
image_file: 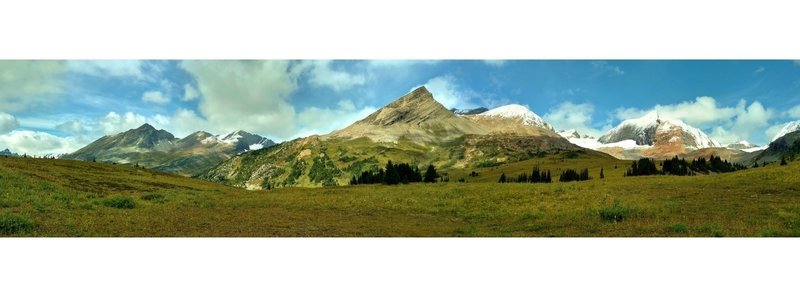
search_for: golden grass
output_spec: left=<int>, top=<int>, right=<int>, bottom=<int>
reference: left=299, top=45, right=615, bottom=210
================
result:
left=1, top=156, right=799, bottom=237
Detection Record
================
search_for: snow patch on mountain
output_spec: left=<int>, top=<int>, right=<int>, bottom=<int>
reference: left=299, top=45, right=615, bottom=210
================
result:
left=558, top=129, right=581, bottom=139
left=478, top=104, right=553, bottom=130
left=772, top=121, right=800, bottom=142
left=599, top=110, right=721, bottom=149
left=567, top=137, right=650, bottom=151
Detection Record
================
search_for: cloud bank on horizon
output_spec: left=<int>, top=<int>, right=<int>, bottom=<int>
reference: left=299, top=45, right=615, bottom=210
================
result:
left=1, top=60, right=800, bottom=155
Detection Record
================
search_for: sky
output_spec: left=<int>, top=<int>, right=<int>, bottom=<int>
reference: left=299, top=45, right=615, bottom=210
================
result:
left=1, top=60, right=800, bottom=155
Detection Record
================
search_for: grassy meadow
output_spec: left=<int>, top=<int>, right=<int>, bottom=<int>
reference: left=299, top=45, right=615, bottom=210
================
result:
left=1, top=155, right=799, bottom=237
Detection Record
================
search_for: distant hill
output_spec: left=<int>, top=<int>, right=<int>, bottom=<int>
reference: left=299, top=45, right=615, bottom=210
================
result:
left=63, top=124, right=275, bottom=175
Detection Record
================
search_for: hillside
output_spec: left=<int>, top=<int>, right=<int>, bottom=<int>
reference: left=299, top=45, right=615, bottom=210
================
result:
left=3, top=155, right=800, bottom=237
left=202, top=87, right=588, bottom=189
left=63, top=124, right=275, bottom=176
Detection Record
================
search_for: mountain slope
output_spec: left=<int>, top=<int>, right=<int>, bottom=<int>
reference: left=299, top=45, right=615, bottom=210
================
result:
left=771, top=121, right=800, bottom=142
left=593, top=111, right=721, bottom=159
left=63, top=124, right=275, bottom=175
left=203, top=87, right=591, bottom=189
left=753, top=131, right=800, bottom=164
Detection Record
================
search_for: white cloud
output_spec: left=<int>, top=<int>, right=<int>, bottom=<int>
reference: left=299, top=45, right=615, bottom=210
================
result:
left=483, top=60, right=507, bottom=67
left=726, top=101, right=773, bottom=143
left=613, top=97, right=774, bottom=144
left=180, top=60, right=301, bottom=139
left=544, top=102, right=605, bottom=137
left=754, top=66, right=766, bottom=74
left=183, top=84, right=200, bottom=101
left=55, top=120, right=89, bottom=134
left=0, top=61, right=67, bottom=112
left=417, top=75, right=477, bottom=109
left=98, top=112, right=148, bottom=135
left=786, top=104, right=800, bottom=118
left=591, top=61, right=625, bottom=75
left=0, top=130, right=85, bottom=155
left=614, top=96, right=737, bottom=127
left=294, top=100, right=377, bottom=138
left=150, top=108, right=211, bottom=138
left=67, top=60, right=145, bottom=79
left=0, top=112, right=20, bottom=134
left=142, top=91, right=170, bottom=104
left=300, top=61, right=366, bottom=92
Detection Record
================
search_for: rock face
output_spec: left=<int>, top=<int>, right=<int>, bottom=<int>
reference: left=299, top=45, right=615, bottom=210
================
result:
left=64, top=124, right=275, bottom=175
left=450, top=107, right=489, bottom=115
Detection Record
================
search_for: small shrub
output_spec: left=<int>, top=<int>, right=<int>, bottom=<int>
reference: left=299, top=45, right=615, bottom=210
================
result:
left=102, top=196, right=136, bottom=209
left=599, top=201, right=630, bottom=222
left=669, top=223, right=688, bottom=233
left=0, top=213, right=36, bottom=234
left=141, top=193, right=166, bottom=203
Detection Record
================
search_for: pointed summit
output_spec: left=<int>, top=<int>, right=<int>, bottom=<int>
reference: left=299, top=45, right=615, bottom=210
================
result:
left=354, top=85, right=453, bottom=127
left=330, top=87, right=487, bottom=142
left=136, top=123, right=157, bottom=131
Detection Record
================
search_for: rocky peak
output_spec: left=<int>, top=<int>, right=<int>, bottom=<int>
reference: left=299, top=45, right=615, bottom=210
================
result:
left=356, top=86, right=454, bottom=126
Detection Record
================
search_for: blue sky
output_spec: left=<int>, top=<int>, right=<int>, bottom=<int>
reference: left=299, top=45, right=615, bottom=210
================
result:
left=1, top=60, right=800, bottom=155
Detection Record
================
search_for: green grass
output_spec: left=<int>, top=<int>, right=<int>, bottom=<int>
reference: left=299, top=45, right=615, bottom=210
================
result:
left=2, top=156, right=800, bottom=237
left=102, top=196, right=137, bottom=209
left=0, top=213, right=36, bottom=234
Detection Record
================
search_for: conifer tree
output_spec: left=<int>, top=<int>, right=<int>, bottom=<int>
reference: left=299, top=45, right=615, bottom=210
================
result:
left=498, top=173, right=507, bottom=183
left=424, top=164, right=438, bottom=183
left=600, top=168, right=604, bottom=179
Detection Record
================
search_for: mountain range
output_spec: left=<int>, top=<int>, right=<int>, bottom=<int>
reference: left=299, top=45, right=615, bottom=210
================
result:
left=62, top=124, right=275, bottom=175
left=43, top=86, right=800, bottom=186
left=201, top=87, right=585, bottom=189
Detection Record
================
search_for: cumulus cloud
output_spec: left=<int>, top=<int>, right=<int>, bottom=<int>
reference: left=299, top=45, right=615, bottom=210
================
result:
left=614, top=97, right=774, bottom=144
left=180, top=60, right=301, bottom=138
left=0, top=61, right=67, bottom=112
left=294, top=100, right=377, bottom=138
left=417, top=75, right=478, bottom=109
left=615, top=96, right=738, bottom=127
left=299, top=60, right=366, bottom=92
left=142, top=91, right=170, bottom=104
left=183, top=84, right=200, bottom=101
left=0, top=112, right=20, bottom=134
left=0, top=130, right=86, bottom=155
left=99, top=112, right=148, bottom=135
left=150, top=108, right=211, bottom=138
left=544, top=102, right=605, bottom=137
left=786, top=104, right=800, bottom=118
left=726, top=101, right=773, bottom=143
left=591, top=61, right=625, bottom=75
left=67, top=60, right=146, bottom=79
left=55, top=120, right=89, bottom=135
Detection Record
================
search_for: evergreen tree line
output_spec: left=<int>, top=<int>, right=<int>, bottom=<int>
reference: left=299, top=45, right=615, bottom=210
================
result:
left=497, top=166, right=553, bottom=183
left=559, top=168, right=590, bottom=182
left=350, top=161, right=438, bottom=185
left=627, top=155, right=748, bottom=177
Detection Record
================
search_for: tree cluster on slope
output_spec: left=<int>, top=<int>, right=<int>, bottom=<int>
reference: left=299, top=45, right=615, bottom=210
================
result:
left=627, top=155, right=747, bottom=177
left=350, top=161, right=438, bottom=185
left=498, top=166, right=552, bottom=183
